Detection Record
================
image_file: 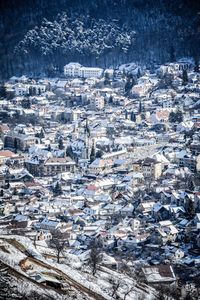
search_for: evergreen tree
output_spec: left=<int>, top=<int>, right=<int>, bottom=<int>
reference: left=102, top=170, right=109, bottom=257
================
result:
left=14, top=138, right=18, bottom=153
left=188, top=179, right=195, bottom=191
left=53, top=181, right=62, bottom=196
left=13, top=187, right=17, bottom=195
left=186, top=197, right=195, bottom=217
left=182, top=69, right=188, bottom=86
left=104, top=71, right=110, bottom=85
left=169, top=110, right=183, bottom=123
left=108, top=95, right=113, bottom=104
left=58, top=138, right=64, bottom=150
left=39, top=128, right=45, bottom=138
left=124, top=74, right=135, bottom=94
left=176, top=110, right=183, bottom=123
left=90, top=143, right=96, bottom=163
left=32, top=87, right=37, bottom=95
left=194, top=56, right=199, bottom=73
left=130, top=112, right=136, bottom=122
left=66, top=145, right=73, bottom=158
left=0, top=85, right=6, bottom=99
left=137, top=68, right=142, bottom=78
left=29, top=86, right=33, bottom=96
left=96, top=150, right=103, bottom=158
left=138, top=100, right=142, bottom=113
left=21, top=98, right=31, bottom=109
left=169, top=45, right=175, bottom=62
left=0, top=189, right=3, bottom=197
left=169, top=111, right=176, bottom=123
left=85, top=118, right=90, bottom=137
left=6, top=180, right=10, bottom=189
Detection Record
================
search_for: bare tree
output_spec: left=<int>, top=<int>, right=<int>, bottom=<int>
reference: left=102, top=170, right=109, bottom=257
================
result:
left=50, top=230, right=69, bottom=263
left=109, top=277, right=124, bottom=298
left=156, top=284, right=180, bottom=300
left=88, top=239, right=102, bottom=276
left=33, top=235, right=37, bottom=248
left=123, top=284, right=135, bottom=300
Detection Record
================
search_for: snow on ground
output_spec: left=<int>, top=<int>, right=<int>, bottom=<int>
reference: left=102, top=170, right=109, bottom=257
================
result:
left=0, top=238, right=26, bottom=270
left=0, top=235, right=156, bottom=299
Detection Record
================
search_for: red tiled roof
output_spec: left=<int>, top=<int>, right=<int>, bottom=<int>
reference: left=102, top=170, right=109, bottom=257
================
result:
left=156, top=110, right=170, bottom=121
left=87, top=185, right=97, bottom=191
left=0, top=150, right=16, bottom=157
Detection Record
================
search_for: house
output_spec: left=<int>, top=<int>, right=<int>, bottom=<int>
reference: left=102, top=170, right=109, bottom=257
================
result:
left=150, top=220, right=179, bottom=245
left=138, top=201, right=156, bottom=215
left=142, top=265, right=176, bottom=284
left=151, top=109, right=171, bottom=124
left=90, top=96, right=105, bottom=110
left=36, top=218, right=61, bottom=231
left=176, top=150, right=200, bottom=173
left=174, top=248, right=185, bottom=261
left=88, top=158, right=113, bottom=174
left=194, top=213, right=200, bottom=230
left=117, top=233, right=149, bottom=250
left=11, top=214, right=31, bottom=229
left=152, top=203, right=170, bottom=221
left=36, top=230, right=52, bottom=241
left=0, top=150, right=18, bottom=165
left=158, top=61, right=193, bottom=76
left=0, top=124, right=10, bottom=138
left=43, top=157, right=76, bottom=176
left=4, top=131, right=37, bottom=151
left=133, top=157, right=162, bottom=179
left=159, top=220, right=178, bottom=242
left=26, top=156, right=76, bottom=177
left=0, top=172, right=5, bottom=189
left=130, top=218, right=141, bottom=232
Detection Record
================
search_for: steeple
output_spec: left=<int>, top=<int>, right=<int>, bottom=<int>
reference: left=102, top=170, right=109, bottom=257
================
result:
left=83, top=118, right=91, bottom=159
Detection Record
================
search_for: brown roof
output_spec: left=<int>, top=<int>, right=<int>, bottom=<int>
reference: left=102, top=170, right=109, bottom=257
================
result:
left=0, top=124, right=9, bottom=132
left=45, top=157, right=74, bottom=165
left=158, top=265, right=174, bottom=278
left=87, top=185, right=97, bottom=191
left=156, top=110, right=170, bottom=121
left=68, top=208, right=83, bottom=215
left=134, top=157, right=158, bottom=166
left=0, top=150, right=16, bottom=158
left=25, top=181, right=42, bottom=188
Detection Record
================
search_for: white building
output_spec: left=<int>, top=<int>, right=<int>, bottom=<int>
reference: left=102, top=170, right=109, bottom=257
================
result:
left=90, top=96, right=105, bottom=110
left=64, top=62, right=103, bottom=78
left=15, top=84, right=29, bottom=96
left=15, top=83, right=46, bottom=96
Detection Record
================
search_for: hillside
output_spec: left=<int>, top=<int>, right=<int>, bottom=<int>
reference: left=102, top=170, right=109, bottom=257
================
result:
left=0, top=235, right=156, bottom=299
left=0, top=0, right=200, bottom=78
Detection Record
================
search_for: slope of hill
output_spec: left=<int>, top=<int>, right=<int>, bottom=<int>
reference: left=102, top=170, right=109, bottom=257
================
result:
left=0, top=235, right=156, bottom=300
left=0, top=0, right=200, bottom=78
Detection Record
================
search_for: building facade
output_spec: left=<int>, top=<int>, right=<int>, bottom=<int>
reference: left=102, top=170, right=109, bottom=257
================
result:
left=133, top=157, right=162, bottom=179
left=64, top=62, right=103, bottom=78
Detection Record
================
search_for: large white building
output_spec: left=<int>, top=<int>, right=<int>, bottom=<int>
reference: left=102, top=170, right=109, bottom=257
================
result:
left=15, top=83, right=46, bottom=96
left=64, top=62, right=103, bottom=79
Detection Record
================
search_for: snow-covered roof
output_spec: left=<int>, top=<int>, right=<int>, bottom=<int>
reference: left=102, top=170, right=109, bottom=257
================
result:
left=142, top=265, right=176, bottom=283
left=64, top=62, right=82, bottom=68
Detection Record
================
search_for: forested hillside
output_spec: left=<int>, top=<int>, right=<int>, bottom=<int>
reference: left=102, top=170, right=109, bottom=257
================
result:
left=0, top=0, right=200, bottom=78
